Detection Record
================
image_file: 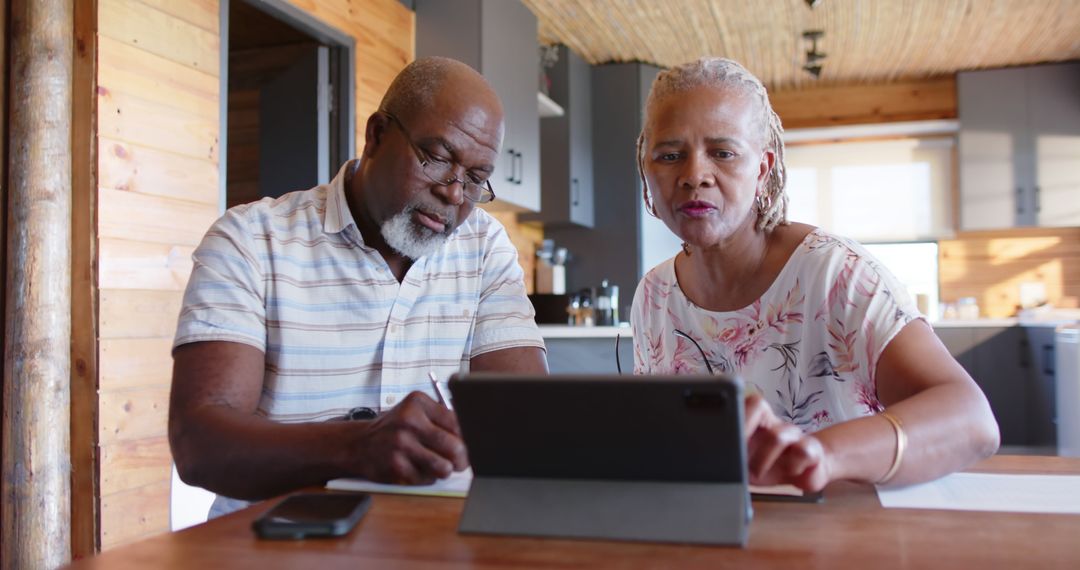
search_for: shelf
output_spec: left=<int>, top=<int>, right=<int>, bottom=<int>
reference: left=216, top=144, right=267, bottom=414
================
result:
left=537, top=91, right=564, bottom=118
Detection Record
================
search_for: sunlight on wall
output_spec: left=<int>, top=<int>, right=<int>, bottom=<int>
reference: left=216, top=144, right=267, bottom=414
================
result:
left=987, top=237, right=1062, bottom=264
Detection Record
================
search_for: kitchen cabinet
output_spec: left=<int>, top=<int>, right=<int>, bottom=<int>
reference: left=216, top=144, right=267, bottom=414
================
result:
left=935, top=324, right=1059, bottom=447
left=544, top=337, right=633, bottom=375
left=958, top=62, right=1080, bottom=230
left=1024, top=326, right=1058, bottom=447
left=971, top=327, right=1031, bottom=445
left=415, top=0, right=540, bottom=211
left=544, top=63, right=663, bottom=320
left=527, top=45, right=594, bottom=227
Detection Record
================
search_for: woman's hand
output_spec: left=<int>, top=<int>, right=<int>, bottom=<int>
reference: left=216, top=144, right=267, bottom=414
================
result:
left=744, top=393, right=832, bottom=493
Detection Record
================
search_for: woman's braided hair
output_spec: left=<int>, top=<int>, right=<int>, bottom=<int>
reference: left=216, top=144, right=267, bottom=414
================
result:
left=637, top=57, right=788, bottom=232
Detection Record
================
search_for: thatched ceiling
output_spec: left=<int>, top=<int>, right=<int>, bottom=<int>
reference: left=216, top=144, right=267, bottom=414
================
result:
left=522, top=0, right=1080, bottom=92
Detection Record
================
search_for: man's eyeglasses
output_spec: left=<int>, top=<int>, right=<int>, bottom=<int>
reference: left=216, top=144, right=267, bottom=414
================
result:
left=615, top=329, right=715, bottom=375
left=382, top=111, right=496, bottom=204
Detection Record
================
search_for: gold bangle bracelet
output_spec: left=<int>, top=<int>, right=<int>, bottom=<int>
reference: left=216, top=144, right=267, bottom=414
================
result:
left=877, top=411, right=907, bottom=485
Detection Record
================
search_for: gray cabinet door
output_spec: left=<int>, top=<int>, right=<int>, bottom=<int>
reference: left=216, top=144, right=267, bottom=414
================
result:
left=414, top=0, right=540, bottom=212
left=958, top=67, right=1032, bottom=229
left=939, top=325, right=1061, bottom=447
left=567, top=46, right=594, bottom=226
left=545, top=337, right=631, bottom=375
left=971, top=327, right=1030, bottom=445
left=481, top=0, right=539, bottom=211
left=934, top=327, right=978, bottom=374
left=959, top=63, right=1080, bottom=230
left=532, top=45, right=594, bottom=227
left=1030, top=63, right=1080, bottom=227
left=1025, top=326, right=1058, bottom=447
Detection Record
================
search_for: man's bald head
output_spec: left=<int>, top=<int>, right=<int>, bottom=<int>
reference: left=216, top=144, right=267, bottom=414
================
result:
left=353, top=56, right=506, bottom=261
left=378, top=56, right=503, bottom=123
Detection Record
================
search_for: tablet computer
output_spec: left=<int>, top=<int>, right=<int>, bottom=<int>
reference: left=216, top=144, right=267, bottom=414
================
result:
left=448, top=373, right=750, bottom=546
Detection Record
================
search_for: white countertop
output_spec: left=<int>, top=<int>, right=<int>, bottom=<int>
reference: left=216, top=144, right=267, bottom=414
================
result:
left=538, top=324, right=631, bottom=338
left=932, top=318, right=1077, bottom=328
left=539, top=320, right=1076, bottom=336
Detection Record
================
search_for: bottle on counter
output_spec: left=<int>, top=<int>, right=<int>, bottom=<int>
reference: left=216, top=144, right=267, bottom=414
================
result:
left=594, top=279, right=619, bottom=327
left=567, top=289, right=594, bottom=326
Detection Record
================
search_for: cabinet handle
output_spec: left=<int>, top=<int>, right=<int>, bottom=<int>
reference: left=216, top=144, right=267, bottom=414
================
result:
left=1019, top=337, right=1030, bottom=368
left=571, top=177, right=579, bottom=207
left=505, top=149, right=516, bottom=183
left=513, top=151, right=523, bottom=184
left=1043, top=344, right=1055, bottom=376
left=1035, top=186, right=1041, bottom=214
left=1016, top=187, right=1024, bottom=215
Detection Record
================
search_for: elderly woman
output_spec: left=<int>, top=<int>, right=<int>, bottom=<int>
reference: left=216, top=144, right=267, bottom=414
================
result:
left=631, top=57, right=999, bottom=492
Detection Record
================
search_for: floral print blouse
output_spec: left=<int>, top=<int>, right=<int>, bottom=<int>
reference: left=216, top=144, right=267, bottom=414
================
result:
left=631, top=229, right=923, bottom=431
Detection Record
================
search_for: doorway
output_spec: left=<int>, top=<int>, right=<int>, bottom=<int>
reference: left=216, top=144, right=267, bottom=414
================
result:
left=171, top=0, right=357, bottom=530
left=224, top=0, right=355, bottom=208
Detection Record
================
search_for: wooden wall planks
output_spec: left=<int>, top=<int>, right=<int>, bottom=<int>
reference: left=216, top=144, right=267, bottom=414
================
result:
left=771, top=77, right=958, bottom=130
left=135, top=0, right=219, bottom=33
left=97, top=88, right=219, bottom=163
left=89, top=0, right=416, bottom=552
left=98, top=480, right=171, bottom=549
left=98, top=36, right=218, bottom=121
left=98, top=385, right=170, bottom=445
left=99, top=290, right=183, bottom=339
left=98, top=188, right=219, bottom=247
left=98, top=437, right=172, bottom=497
left=99, top=137, right=219, bottom=204
left=98, top=239, right=195, bottom=292
left=99, top=0, right=219, bottom=76
left=99, top=339, right=175, bottom=391
left=94, top=0, right=222, bottom=550
left=939, top=227, right=1080, bottom=318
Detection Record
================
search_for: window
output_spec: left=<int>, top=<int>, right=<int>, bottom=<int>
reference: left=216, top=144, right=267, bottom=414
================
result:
left=862, top=241, right=940, bottom=321
left=784, top=137, right=954, bottom=242
left=784, top=135, right=954, bottom=320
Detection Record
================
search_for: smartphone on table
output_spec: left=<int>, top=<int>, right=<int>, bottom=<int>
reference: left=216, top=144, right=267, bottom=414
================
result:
left=252, top=492, right=372, bottom=540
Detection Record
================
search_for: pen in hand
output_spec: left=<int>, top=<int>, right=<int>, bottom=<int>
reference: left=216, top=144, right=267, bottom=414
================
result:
left=428, top=371, right=452, bottom=410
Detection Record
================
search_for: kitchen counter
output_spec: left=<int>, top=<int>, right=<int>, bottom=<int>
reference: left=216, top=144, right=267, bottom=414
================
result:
left=932, top=318, right=1077, bottom=328
left=538, top=324, right=631, bottom=338
left=539, top=320, right=1076, bottom=335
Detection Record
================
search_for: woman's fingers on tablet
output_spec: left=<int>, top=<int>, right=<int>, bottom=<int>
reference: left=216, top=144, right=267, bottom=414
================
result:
left=744, top=393, right=777, bottom=434
left=744, top=395, right=830, bottom=489
left=748, top=422, right=804, bottom=481
left=779, top=436, right=829, bottom=491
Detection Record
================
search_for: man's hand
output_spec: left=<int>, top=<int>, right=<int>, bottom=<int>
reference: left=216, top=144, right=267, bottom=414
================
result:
left=743, top=393, right=831, bottom=493
left=171, top=342, right=471, bottom=500
left=351, top=392, right=469, bottom=485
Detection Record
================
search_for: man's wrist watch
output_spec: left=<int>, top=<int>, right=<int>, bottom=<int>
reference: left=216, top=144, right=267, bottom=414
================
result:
left=343, top=407, right=377, bottom=421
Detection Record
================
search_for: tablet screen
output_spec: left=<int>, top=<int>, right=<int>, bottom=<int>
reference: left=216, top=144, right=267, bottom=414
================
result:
left=449, top=374, right=746, bottom=483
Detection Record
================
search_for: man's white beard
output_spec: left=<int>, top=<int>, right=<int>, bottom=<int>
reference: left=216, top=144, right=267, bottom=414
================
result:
left=380, top=206, right=451, bottom=260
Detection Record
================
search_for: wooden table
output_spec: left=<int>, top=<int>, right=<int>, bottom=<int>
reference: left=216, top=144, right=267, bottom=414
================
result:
left=70, top=456, right=1080, bottom=569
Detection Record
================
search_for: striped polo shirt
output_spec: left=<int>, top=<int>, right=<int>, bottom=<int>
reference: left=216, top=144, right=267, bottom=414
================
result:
left=174, top=159, right=545, bottom=422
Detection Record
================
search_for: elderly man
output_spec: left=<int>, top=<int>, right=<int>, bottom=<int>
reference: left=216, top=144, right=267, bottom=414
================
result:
left=169, top=57, right=547, bottom=516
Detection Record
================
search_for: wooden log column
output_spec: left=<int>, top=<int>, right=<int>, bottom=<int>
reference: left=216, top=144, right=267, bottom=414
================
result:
left=2, top=0, right=74, bottom=568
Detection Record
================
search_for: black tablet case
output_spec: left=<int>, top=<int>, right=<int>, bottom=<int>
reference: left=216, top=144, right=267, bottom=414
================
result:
left=449, top=374, right=751, bottom=546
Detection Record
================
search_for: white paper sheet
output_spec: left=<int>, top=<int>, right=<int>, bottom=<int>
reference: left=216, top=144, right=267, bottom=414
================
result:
left=749, top=483, right=807, bottom=498
left=876, top=472, right=1080, bottom=514
left=326, top=468, right=473, bottom=498
left=328, top=468, right=804, bottom=501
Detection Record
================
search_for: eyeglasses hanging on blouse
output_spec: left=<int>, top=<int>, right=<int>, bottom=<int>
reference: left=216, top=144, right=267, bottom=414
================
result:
left=614, top=329, right=715, bottom=375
